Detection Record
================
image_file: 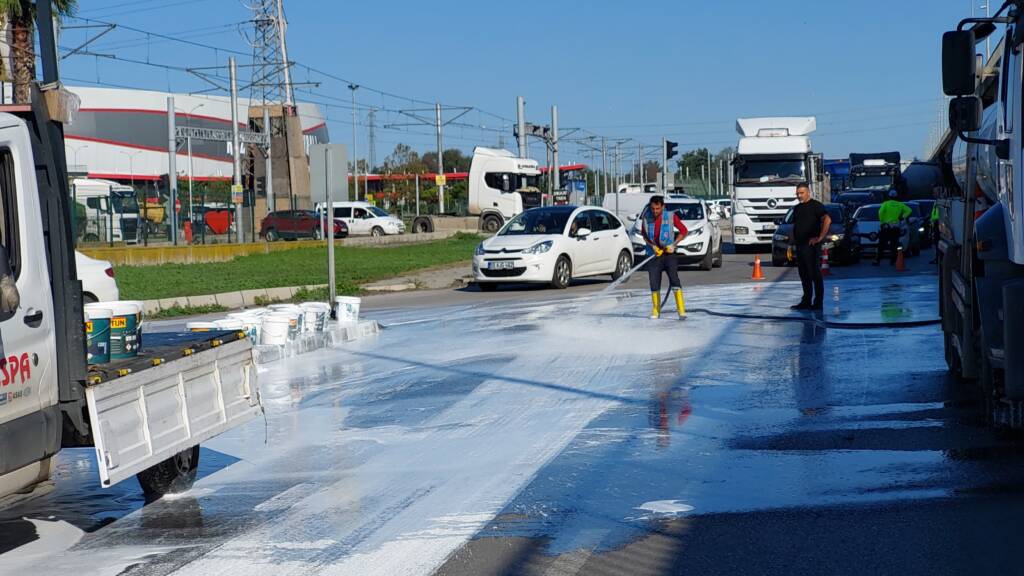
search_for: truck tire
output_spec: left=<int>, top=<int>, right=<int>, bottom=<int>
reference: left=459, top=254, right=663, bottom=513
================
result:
left=413, top=217, right=433, bottom=233
left=136, top=445, right=199, bottom=497
left=551, top=256, right=572, bottom=289
left=482, top=215, right=503, bottom=234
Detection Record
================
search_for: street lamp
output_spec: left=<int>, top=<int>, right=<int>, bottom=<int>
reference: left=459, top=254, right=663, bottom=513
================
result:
left=177, top=103, right=205, bottom=224
left=348, top=84, right=359, bottom=201
left=120, top=150, right=144, bottom=245
left=68, top=144, right=88, bottom=173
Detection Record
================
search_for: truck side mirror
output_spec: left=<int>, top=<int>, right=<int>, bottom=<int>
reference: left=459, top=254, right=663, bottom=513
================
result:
left=943, top=30, right=977, bottom=96
left=949, top=96, right=982, bottom=133
left=501, top=176, right=511, bottom=192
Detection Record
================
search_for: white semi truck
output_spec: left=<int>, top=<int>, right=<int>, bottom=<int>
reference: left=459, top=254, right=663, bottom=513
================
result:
left=937, top=2, right=1024, bottom=427
left=0, top=56, right=261, bottom=497
left=411, top=146, right=542, bottom=234
left=72, top=178, right=141, bottom=244
left=729, top=117, right=825, bottom=247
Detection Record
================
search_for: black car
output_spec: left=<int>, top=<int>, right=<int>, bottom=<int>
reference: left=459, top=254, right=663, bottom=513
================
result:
left=831, top=189, right=886, bottom=215
left=771, top=203, right=858, bottom=267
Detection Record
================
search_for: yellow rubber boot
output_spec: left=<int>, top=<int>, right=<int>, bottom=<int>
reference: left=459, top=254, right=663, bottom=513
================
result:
left=675, top=288, right=686, bottom=319
left=650, top=292, right=660, bottom=319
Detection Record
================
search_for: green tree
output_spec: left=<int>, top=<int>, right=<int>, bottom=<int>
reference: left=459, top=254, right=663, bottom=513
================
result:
left=0, top=0, right=77, bottom=103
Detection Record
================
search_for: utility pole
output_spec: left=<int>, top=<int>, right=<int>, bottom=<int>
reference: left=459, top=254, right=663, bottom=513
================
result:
left=436, top=102, right=445, bottom=214
left=551, top=105, right=559, bottom=190
left=601, top=137, right=608, bottom=202
left=637, top=142, right=644, bottom=187
left=718, top=158, right=724, bottom=196
left=264, top=106, right=274, bottom=212
left=348, top=84, right=359, bottom=201
left=167, top=96, right=178, bottom=245
left=661, top=138, right=668, bottom=192
left=367, top=108, right=377, bottom=177
left=517, top=96, right=527, bottom=159
left=230, top=57, right=243, bottom=243
left=706, top=149, right=712, bottom=197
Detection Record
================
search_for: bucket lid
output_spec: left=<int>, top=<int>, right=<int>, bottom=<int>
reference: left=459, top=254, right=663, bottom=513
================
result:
left=214, top=319, right=245, bottom=329
left=83, top=305, right=113, bottom=318
left=301, top=302, right=331, bottom=311
left=108, top=301, right=141, bottom=315
left=335, top=296, right=361, bottom=304
left=186, top=321, right=220, bottom=330
left=269, top=304, right=301, bottom=311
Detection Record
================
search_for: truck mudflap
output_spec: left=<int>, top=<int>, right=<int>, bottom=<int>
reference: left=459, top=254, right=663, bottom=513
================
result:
left=85, top=338, right=260, bottom=487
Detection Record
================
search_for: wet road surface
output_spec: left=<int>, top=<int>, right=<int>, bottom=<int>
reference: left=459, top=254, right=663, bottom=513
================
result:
left=3, top=265, right=1022, bottom=575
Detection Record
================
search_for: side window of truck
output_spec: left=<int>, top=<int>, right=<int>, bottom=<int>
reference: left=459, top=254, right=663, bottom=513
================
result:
left=0, top=149, right=18, bottom=279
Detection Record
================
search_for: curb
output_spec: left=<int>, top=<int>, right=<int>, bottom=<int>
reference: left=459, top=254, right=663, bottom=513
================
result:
left=142, top=284, right=327, bottom=315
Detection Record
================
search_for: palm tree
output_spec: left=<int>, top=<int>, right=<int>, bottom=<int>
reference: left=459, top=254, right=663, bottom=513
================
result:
left=0, top=0, right=76, bottom=103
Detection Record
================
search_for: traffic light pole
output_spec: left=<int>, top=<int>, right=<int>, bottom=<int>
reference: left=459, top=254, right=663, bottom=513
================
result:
left=661, top=137, right=667, bottom=192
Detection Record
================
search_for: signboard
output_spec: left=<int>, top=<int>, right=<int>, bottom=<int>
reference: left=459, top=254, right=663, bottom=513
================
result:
left=231, top=183, right=244, bottom=204
left=176, top=126, right=269, bottom=146
left=435, top=174, right=447, bottom=186
left=552, top=190, right=570, bottom=205
left=309, top=144, right=349, bottom=204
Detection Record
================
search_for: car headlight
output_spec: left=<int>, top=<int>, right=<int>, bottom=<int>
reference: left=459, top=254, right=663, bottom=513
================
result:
left=918, top=227, right=925, bottom=233
left=523, top=240, right=553, bottom=255
left=828, top=234, right=843, bottom=242
left=685, top=226, right=704, bottom=239
left=773, top=233, right=789, bottom=242
left=734, top=226, right=749, bottom=235
left=684, top=242, right=704, bottom=252
left=475, top=243, right=486, bottom=256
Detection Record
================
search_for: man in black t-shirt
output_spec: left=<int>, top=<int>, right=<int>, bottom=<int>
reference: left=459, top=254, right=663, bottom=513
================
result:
left=789, top=183, right=831, bottom=311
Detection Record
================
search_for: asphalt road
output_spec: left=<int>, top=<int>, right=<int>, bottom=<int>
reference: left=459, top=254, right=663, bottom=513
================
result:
left=5, top=243, right=1007, bottom=576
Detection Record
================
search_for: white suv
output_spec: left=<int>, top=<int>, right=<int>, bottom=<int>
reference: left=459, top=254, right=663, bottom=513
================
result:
left=319, top=201, right=406, bottom=237
left=629, top=199, right=723, bottom=271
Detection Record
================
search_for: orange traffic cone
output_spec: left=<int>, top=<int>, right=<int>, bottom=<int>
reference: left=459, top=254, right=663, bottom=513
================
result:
left=751, top=254, right=766, bottom=280
left=895, top=247, right=907, bottom=272
left=820, top=247, right=830, bottom=276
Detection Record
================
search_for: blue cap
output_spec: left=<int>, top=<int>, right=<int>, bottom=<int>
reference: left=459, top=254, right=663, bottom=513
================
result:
left=888, top=189, right=898, bottom=198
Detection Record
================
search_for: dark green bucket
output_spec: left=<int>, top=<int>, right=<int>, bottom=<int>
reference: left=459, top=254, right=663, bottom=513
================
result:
left=84, top=306, right=112, bottom=364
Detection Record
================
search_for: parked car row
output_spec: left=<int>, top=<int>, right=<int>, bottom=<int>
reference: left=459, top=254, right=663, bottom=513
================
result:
left=772, top=203, right=858, bottom=267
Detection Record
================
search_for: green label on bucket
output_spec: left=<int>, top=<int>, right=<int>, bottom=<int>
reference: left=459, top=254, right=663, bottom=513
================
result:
left=87, top=317, right=111, bottom=364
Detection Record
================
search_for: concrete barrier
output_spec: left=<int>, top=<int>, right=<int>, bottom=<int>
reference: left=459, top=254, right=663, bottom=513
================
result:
left=81, top=230, right=467, bottom=267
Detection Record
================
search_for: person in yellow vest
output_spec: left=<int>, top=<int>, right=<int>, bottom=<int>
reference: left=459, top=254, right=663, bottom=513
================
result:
left=874, top=189, right=912, bottom=266
left=642, top=196, right=688, bottom=320
left=929, top=204, right=940, bottom=264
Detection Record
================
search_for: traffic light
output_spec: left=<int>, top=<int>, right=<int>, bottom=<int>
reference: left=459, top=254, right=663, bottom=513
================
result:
left=665, top=140, right=678, bottom=160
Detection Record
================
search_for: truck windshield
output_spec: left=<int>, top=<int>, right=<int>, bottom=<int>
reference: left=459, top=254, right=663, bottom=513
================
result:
left=499, top=208, right=573, bottom=235
left=850, top=175, right=892, bottom=190
left=111, top=192, right=139, bottom=214
left=735, top=159, right=805, bottom=185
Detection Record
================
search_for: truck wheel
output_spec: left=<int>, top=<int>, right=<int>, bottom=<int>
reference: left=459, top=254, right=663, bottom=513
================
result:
left=136, top=445, right=199, bottom=497
left=265, top=228, right=279, bottom=242
left=482, top=215, right=503, bottom=234
left=371, top=226, right=385, bottom=237
left=611, top=250, right=632, bottom=280
left=551, top=256, right=572, bottom=289
left=414, top=218, right=433, bottom=233
left=699, top=248, right=713, bottom=271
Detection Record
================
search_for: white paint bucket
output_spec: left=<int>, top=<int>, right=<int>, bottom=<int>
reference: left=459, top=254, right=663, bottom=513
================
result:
left=215, top=318, right=245, bottom=332
left=260, top=313, right=293, bottom=346
left=335, top=296, right=361, bottom=323
left=186, top=321, right=220, bottom=332
left=301, top=302, right=331, bottom=333
left=269, top=304, right=304, bottom=333
left=107, top=301, right=141, bottom=360
left=227, top=313, right=262, bottom=342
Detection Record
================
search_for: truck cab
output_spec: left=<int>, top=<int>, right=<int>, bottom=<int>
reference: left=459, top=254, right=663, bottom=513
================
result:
left=72, top=178, right=140, bottom=244
left=848, top=152, right=901, bottom=192
left=468, top=147, right=542, bottom=233
left=729, top=117, right=825, bottom=246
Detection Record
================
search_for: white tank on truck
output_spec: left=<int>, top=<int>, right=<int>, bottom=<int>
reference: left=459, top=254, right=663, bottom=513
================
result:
left=411, top=147, right=541, bottom=234
left=729, top=117, right=825, bottom=246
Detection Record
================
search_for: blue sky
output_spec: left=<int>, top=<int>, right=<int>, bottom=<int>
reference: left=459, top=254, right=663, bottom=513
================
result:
left=60, top=0, right=972, bottom=167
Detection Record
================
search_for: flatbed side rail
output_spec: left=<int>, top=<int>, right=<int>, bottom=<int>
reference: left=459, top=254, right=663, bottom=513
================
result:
left=85, top=338, right=260, bottom=487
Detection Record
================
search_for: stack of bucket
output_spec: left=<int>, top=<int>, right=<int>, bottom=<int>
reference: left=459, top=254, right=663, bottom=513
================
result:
left=84, top=301, right=144, bottom=365
left=185, top=300, right=342, bottom=347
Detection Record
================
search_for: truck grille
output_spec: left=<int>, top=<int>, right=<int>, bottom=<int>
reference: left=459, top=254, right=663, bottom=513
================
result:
left=122, top=218, right=138, bottom=243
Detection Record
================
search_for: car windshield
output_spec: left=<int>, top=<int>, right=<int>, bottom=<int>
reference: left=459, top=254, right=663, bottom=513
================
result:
left=854, top=206, right=880, bottom=221
left=734, top=158, right=805, bottom=184
left=640, top=203, right=704, bottom=221
left=851, top=174, right=893, bottom=190
left=499, top=208, right=573, bottom=236
left=368, top=206, right=390, bottom=217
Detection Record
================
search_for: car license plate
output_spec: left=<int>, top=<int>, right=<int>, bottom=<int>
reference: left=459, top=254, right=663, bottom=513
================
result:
left=762, top=225, right=775, bottom=232
left=488, top=261, right=514, bottom=270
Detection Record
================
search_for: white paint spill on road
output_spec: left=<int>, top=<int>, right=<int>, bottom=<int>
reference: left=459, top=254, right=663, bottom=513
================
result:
left=635, top=500, right=695, bottom=516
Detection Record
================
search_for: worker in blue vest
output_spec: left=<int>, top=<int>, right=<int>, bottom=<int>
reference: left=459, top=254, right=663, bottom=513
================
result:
left=642, top=195, right=688, bottom=319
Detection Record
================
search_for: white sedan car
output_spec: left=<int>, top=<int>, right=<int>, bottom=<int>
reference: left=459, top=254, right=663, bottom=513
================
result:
left=629, top=198, right=723, bottom=270
left=76, top=251, right=119, bottom=303
left=473, top=206, right=634, bottom=290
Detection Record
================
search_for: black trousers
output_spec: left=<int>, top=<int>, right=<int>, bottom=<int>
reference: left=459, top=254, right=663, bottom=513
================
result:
left=795, top=244, right=823, bottom=306
left=876, top=225, right=900, bottom=264
left=647, top=252, right=681, bottom=293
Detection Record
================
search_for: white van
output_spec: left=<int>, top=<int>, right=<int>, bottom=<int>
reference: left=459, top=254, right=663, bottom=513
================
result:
left=318, top=201, right=406, bottom=236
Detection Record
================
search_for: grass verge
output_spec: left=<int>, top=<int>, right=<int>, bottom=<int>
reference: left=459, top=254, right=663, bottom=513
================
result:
left=148, top=304, right=228, bottom=319
left=118, top=233, right=481, bottom=301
